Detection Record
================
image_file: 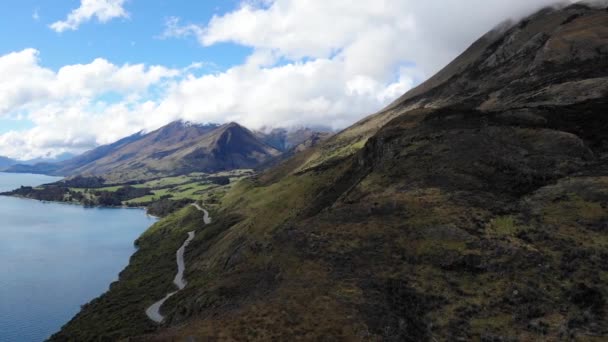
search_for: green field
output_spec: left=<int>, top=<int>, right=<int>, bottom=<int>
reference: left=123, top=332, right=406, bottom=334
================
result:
left=124, top=170, right=254, bottom=205
left=71, top=185, right=123, bottom=193
left=126, top=183, right=213, bottom=204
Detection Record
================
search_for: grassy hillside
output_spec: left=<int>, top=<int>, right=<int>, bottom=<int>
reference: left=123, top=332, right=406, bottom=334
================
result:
left=49, top=205, right=216, bottom=340
left=51, top=4, right=608, bottom=341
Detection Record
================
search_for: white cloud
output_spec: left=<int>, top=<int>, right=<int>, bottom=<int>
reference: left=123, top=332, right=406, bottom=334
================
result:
left=2, top=0, right=572, bottom=159
left=179, top=0, right=559, bottom=75
left=0, top=49, right=182, bottom=159
left=149, top=58, right=417, bottom=130
left=0, top=49, right=178, bottom=116
left=0, top=99, right=162, bottom=160
left=150, top=0, right=560, bottom=126
left=159, top=16, right=204, bottom=40
left=50, top=0, right=129, bottom=32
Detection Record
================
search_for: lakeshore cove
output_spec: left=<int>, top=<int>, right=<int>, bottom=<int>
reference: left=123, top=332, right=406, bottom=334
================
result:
left=0, top=173, right=156, bottom=342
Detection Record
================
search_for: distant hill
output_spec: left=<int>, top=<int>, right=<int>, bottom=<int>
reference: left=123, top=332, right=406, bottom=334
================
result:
left=255, top=127, right=333, bottom=152
left=5, top=131, right=149, bottom=176
left=0, top=156, right=16, bottom=169
left=22, top=152, right=77, bottom=165
left=6, top=121, right=281, bottom=182
left=0, top=153, right=76, bottom=171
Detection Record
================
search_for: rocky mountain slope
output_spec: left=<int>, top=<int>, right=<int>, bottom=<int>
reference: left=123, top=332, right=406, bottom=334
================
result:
left=7, top=121, right=281, bottom=182
left=51, top=3, right=608, bottom=341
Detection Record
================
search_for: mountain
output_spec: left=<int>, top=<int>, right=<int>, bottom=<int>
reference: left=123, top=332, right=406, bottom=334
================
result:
left=6, top=121, right=281, bottom=182
left=21, top=152, right=77, bottom=165
left=0, top=156, right=16, bottom=169
left=1, top=153, right=81, bottom=172
left=5, top=131, right=149, bottom=175
left=255, top=127, right=333, bottom=152
left=51, top=4, right=608, bottom=341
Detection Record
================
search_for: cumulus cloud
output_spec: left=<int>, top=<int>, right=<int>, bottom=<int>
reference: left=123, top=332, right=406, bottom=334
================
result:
left=150, top=59, right=416, bottom=130
left=0, top=99, right=165, bottom=160
left=149, top=0, right=560, bottom=127
left=50, top=0, right=128, bottom=32
left=0, top=49, right=178, bottom=115
left=170, top=0, right=560, bottom=75
left=3, top=0, right=571, bottom=159
left=0, top=49, right=182, bottom=159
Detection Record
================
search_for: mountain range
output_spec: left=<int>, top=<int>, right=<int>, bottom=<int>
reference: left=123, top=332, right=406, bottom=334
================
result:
left=0, top=156, right=15, bottom=169
left=49, top=3, right=608, bottom=341
left=5, top=122, right=327, bottom=182
left=0, top=153, right=75, bottom=170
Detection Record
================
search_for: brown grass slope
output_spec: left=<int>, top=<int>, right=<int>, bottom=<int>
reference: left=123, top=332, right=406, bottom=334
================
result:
left=51, top=4, right=608, bottom=341
left=89, top=122, right=281, bottom=182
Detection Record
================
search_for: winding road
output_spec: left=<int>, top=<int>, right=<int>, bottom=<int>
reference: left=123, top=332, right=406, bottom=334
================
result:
left=191, top=203, right=212, bottom=225
left=145, top=204, right=211, bottom=323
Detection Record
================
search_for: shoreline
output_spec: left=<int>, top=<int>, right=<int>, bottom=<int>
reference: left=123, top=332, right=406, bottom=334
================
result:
left=0, top=171, right=64, bottom=178
left=0, top=178, right=155, bottom=342
left=0, top=193, right=153, bottom=212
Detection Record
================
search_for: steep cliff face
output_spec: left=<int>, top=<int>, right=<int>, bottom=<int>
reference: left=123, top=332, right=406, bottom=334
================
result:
left=51, top=4, right=608, bottom=341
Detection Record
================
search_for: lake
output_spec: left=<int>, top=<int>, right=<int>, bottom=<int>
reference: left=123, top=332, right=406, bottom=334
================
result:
left=0, top=173, right=156, bottom=342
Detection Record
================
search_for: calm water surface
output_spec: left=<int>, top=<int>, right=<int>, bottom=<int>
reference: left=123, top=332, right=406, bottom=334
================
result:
left=0, top=173, right=155, bottom=342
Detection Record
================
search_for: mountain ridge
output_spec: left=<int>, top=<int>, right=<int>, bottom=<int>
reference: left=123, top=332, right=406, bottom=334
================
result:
left=5, top=121, right=331, bottom=182
left=5, top=121, right=283, bottom=182
left=50, top=4, right=608, bottom=341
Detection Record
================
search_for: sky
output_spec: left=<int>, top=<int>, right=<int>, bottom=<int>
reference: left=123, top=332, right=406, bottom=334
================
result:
left=0, top=0, right=573, bottom=160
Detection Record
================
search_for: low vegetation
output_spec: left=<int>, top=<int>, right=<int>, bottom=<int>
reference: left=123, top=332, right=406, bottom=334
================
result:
left=1, top=170, right=254, bottom=217
left=46, top=4, right=608, bottom=341
left=49, top=206, right=214, bottom=340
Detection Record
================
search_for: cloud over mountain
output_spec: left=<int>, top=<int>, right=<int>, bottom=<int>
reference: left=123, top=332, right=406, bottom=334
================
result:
left=2, top=0, right=566, bottom=159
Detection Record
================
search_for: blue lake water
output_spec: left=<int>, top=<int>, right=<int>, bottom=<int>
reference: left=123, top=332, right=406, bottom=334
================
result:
left=0, top=173, right=156, bottom=342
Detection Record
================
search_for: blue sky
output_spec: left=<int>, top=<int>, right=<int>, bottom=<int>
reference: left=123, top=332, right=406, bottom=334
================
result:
left=0, top=0, right=251, bottom=136
left=1, top=0, right=248, bottom=70
left=0, top=0, right=560, bottom=159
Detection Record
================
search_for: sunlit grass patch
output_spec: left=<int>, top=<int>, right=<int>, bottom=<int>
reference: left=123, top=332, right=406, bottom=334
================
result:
left=487, top=215, right=519, bottom=236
